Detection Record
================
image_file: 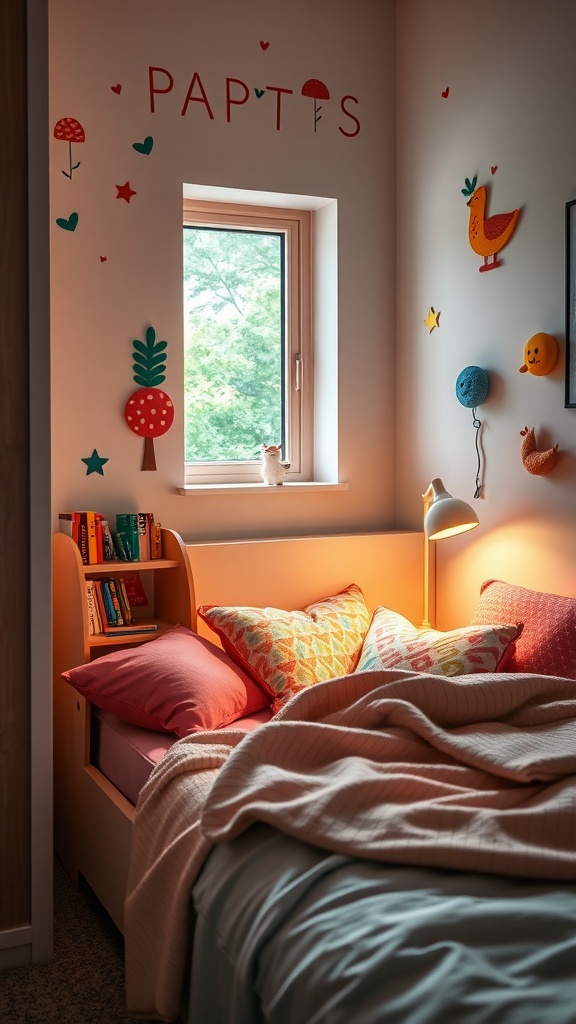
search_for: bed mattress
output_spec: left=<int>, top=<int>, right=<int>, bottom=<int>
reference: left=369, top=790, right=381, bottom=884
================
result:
left=91, top=706, right=273, bottom=806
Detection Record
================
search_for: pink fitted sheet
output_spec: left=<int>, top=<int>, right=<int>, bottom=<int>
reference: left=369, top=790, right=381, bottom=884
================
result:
left=91, top=705, right=273, bottom=806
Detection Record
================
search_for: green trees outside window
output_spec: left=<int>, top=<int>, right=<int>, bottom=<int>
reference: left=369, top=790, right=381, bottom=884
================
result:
left=183, top=225, right=285, bottom=463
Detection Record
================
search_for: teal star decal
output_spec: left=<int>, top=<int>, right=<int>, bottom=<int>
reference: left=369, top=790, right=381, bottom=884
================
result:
left=82, top=449, right=109, bottom=476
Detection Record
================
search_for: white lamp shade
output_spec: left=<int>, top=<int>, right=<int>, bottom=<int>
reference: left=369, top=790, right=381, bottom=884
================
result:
left=423, top=478, right=479, bottom=541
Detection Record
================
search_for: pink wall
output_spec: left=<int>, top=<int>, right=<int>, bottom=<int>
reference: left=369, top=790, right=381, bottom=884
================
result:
left=395, top=0, right=576, bottom=627
left=49, top=0, right=397, bottom=543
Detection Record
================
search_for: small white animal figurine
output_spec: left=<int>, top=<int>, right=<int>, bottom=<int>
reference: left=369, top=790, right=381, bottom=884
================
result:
left=260, top=443, right=290, bottom=485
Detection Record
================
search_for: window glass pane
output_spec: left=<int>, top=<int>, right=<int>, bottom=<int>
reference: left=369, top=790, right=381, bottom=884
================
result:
left=183, top=225, right=285, bottom=463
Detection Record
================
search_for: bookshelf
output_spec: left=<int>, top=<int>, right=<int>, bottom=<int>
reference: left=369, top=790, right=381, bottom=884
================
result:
left=52, top=527, right=196, bottom=927
left=53, top=527, right=197, bottom=665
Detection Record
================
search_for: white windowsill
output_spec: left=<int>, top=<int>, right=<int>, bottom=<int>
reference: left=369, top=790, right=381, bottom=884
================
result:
left=177, top=481, right=348, bottom=496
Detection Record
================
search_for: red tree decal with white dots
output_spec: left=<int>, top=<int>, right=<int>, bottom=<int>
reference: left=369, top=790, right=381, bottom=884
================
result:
left=124, top=326, right=174, bottom=471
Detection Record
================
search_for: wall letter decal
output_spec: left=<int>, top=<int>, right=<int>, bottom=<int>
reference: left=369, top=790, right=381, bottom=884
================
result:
left=266, top=86, right=293, bottom=131
left=339, top=95, right=361, bottom=137
left=148, top=66, right=174, bottom=113
left=181, top=72, right=215, bottom=119
left=226, top=78, right=250, bottom=122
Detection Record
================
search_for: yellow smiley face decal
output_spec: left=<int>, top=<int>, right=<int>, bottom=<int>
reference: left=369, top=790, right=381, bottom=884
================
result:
left=519, top=332, right=558, bottom=376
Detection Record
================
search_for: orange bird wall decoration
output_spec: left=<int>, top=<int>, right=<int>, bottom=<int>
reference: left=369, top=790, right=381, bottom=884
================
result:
left=462, top=178, right=521, bottom=272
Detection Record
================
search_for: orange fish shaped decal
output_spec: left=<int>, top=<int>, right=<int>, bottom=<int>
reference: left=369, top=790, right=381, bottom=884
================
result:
left=464, top=182, right=521, bottom=272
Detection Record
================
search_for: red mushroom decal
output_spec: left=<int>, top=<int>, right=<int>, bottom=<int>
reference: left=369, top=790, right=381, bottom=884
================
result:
left=53, top=117, right=86, bottom=178
left=301, top=78, right=330, bottom=131
left=124, top=327, right=174, bottom=471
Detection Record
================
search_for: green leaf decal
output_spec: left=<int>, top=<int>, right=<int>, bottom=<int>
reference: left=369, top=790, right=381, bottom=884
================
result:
left=461, top=174, right=478, bottom=198
left=134, top=373, right=166, bottom=387
left=133, top=352, right=166, bottom=370
left=132, top=325, right=168, bottom=387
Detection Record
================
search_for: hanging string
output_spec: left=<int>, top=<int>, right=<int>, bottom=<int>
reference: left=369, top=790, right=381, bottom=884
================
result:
left=472, top=407, right=482, bottom=498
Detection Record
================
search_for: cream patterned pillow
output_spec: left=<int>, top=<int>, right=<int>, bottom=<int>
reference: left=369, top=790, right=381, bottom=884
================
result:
left=198, top=584, right=370, bottom=712
left=356, top=606, right=519, bottom=677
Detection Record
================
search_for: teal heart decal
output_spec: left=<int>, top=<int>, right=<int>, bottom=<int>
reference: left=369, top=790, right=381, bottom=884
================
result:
left=132, top=136, right=154, bottom=155
left=56, top=212, right=79, bottom=232
left=254, top=88, right=265, bottom=99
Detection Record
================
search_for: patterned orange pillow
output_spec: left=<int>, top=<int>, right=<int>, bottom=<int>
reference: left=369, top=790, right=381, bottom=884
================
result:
left=198, top=584, right=370, bottom=712
left=356, top=606, right=519, bottom=677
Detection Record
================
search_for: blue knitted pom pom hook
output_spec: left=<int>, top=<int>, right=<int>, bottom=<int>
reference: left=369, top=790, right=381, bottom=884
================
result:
left=455, top=366, right=490, bottom=498
left=456, top=365, right=490, bottom=408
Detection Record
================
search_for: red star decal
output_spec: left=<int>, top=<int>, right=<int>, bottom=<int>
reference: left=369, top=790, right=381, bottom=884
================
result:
left=116, top=180, right=136, bottom=203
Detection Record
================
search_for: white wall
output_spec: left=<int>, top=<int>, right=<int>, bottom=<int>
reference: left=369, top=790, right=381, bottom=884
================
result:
left=49, top=0, right=397, bottom=542
left=396, top=0, right=576, bottom=627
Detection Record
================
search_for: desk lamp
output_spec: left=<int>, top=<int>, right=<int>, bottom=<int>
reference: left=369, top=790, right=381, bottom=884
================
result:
left=422, top=478, right=479, bottom=628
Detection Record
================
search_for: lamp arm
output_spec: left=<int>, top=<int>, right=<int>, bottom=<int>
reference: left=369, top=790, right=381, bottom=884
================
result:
left=422, top=485, right=433, bottom=628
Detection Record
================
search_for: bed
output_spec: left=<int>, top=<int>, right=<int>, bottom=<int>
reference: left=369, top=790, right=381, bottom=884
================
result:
left=54, top=533, right=576, bottom=1023
left=52, top=530, right=423, bottom=930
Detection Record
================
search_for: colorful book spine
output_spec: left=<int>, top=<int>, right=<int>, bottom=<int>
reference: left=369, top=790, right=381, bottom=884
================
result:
left=101, top=520, right=116, bottom=561
left=72, top=511, right=97, bottom=564
left=115, top=514, right=140, bottom=561
left=94, top=514, right=104, bottom=564
left=85, top=580, right=98, bottom=635
left=103, top=579, right=124, bottom=625
left=137, top=513, right=153, bottom=561
left=76, top=513, right=89, bottom=565
left=116, top=577, right=134, bottom=624
left=99, top=580, right=118, bottom=626
left=150, top=520, right=162, bottom=559
left=92, top=581, right=109, bottom=629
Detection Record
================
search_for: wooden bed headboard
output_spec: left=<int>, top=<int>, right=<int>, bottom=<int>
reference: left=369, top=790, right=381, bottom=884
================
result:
left=187, top=531, right=424, bottom=640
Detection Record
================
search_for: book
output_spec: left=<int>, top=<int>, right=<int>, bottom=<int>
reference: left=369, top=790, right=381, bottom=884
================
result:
left=58, top=512, right=79, bottom=544
left=137, top=513, right=153, bottom=561
left=92, top=580, right=110, bottom=629
left=102, top=623, right=159, bottom=636
left=150, top=520, right=162, bottom=559
left=101, top=520, right=116, bottom=561
left=76, top=513, right=89, bottom=565
left=99, top=579, right=118, bottom=626
left=73, top=511, right=98, bottom=564
left=85, top=580, right=98, bottom=635
left=121, top=571, right=148, bottom=607
left=116, top=577, right=134, bottom=625
left=105, top=579, right=124, bottom=625
left=112, top=530, right=139, bottom=561
left=115, top=514, right=140, bottom=561
left=94, top=513, right=105, bottom=564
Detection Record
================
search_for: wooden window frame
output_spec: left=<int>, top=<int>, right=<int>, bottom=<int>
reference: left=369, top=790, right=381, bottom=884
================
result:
left=183, top=199, right=312, bottom=485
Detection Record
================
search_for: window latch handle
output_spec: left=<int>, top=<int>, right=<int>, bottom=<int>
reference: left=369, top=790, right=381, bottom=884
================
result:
left=295, top=354, right=302, bottom=392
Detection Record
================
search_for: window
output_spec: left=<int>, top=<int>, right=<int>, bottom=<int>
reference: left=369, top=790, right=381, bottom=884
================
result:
left=183, top=199, right=312, bottom=485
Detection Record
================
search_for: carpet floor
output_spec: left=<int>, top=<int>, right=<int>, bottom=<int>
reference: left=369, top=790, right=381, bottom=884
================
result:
left=0, top=859, right=160, bottom=1024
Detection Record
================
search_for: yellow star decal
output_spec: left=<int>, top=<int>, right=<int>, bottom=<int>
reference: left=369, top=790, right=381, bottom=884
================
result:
left=424, top=307, right=440, bottom=332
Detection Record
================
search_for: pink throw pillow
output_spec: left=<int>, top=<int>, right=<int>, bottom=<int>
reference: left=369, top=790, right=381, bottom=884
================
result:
left=471, top=579, right=576, bottom=678
left=62, top=624, right=271, bottom=736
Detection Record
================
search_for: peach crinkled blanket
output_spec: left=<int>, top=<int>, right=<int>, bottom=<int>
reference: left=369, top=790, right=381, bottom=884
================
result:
left=125, top=669, right=576, bottom=1021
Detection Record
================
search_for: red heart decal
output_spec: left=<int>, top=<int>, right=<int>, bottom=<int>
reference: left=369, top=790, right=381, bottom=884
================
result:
left=441, top=86, right=449, bottom=98
left=100, top=256, right=107, bottom=262
left=491, top=165, right=498, bottom=174
left=111, top=84, right=121, bottom=94
left=260, top=40, right=269, bottom=50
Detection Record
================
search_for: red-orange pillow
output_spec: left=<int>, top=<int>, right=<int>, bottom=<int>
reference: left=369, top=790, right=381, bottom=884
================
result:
left=62, top=625, right=271, bottom=737
left=471, top=579, right=576, bottom=678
